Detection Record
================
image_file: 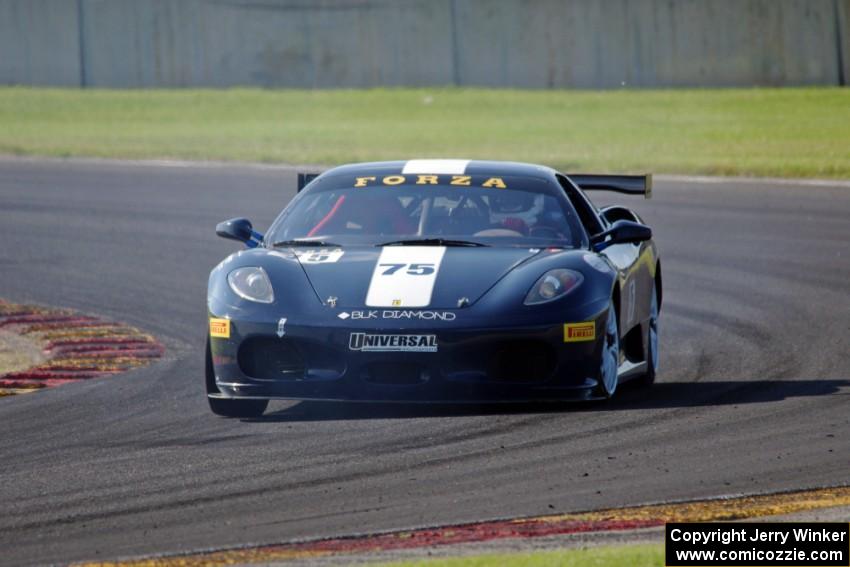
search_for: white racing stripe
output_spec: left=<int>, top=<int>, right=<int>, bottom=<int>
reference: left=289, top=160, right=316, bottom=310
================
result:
left=365, top=246, right=446, bottom=308
left=402, top=159, right=470, bottom=175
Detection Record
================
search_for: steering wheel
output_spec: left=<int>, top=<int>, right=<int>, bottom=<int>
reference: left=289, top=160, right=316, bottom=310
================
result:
left=448, top=195, right=490, bottom=225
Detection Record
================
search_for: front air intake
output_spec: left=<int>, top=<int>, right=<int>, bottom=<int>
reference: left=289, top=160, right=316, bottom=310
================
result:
left=238, top=337, right=306, bottom=380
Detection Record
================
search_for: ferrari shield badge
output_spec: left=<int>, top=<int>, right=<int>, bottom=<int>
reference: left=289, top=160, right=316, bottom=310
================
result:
left=277, top=318, right=287, bottom=338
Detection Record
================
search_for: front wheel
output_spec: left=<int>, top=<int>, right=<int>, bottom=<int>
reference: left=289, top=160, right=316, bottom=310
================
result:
left=205, top=337, right=268, bottom=418
left=594, top=300, right=620, bottom=399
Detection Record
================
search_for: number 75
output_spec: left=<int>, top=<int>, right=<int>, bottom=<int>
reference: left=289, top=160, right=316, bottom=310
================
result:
left=380, top=263, right=435, bottom=276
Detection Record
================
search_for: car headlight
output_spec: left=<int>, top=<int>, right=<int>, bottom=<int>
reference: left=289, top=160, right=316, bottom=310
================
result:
left=524, top=269, right=583, bottom=305
left=227, top=267, right=274, bottom=303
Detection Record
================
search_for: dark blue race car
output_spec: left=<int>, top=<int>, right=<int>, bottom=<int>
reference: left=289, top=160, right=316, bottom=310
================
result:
left=206, top=160, right=661, bottom=417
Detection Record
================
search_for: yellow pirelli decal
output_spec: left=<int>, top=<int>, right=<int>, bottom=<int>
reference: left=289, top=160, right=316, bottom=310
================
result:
left=564, top=322, right=595, bottom=342
left=209, top=317, right=230, bottom=339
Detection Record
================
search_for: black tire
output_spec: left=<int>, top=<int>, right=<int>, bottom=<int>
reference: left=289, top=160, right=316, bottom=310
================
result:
left=635, top=343, right=657, bottom=388
left=205, top=337, right=268, bottom=418
left=636, top=281, right=659, bottom=388
left=208, top=396, right=268, bottom=418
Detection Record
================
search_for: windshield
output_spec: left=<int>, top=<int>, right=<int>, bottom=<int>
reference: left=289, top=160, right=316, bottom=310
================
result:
left=267, top=174, right=585, bottom=248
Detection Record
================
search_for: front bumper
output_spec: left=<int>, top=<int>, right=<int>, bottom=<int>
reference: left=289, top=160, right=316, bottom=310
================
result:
left=209, top=304, right=609, bottom=403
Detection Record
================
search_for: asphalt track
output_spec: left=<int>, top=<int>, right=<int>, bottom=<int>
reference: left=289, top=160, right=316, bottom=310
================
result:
left=0, top=158, right=848, bottom=566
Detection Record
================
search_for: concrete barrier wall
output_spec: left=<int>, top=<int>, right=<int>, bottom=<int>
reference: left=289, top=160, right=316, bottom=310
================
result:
left=1, top=0, right=848, bottom=88
left=0, top=0, right=81, bottom=86
left=77, top=0, right=456, bottom=87
left=454, top=0, right=847, bottom=88
left=839, top=0, right=850, bottom=84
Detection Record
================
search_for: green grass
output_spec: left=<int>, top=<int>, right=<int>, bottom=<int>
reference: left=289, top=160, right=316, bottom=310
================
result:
left=1, top=87, right=849, bottom=178
left=377, top=543, right=663, bottom=567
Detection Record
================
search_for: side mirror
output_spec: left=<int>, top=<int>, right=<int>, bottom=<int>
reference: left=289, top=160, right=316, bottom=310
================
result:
left=216, top=218, right=255, bottom=245
left=591, top=220, right=652, bottom=251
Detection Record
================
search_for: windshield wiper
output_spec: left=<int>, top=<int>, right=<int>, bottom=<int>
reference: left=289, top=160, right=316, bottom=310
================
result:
left=376, top=238, right=489, bottom=247
left=272, top=239, right=342, bottom=248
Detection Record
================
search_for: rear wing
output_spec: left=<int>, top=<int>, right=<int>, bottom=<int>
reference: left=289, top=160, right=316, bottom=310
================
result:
left=297, top=172, right=321, bottom=192
left=567, top=173, right=652, bottom=199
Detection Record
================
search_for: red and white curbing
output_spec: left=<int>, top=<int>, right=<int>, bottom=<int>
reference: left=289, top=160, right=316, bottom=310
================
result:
left=0, top=300, right=163, bottom=396
left=76, top=486, right=850, bottom=566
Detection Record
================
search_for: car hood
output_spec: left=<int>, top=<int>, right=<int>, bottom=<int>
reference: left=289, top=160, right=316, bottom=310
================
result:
left=292, top=246, right=539, bottom=309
